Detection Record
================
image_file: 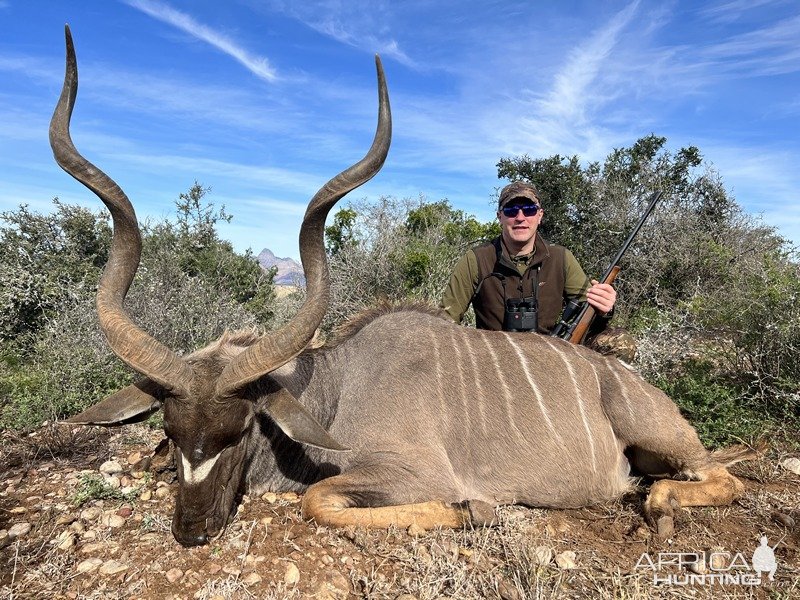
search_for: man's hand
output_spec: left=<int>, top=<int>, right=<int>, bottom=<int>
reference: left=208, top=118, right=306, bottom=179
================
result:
left=586, top=280, right=616, bottom=315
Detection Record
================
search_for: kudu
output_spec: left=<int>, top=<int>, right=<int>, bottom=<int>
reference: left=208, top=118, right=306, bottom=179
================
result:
left=52, top=26, right=752, bottom=548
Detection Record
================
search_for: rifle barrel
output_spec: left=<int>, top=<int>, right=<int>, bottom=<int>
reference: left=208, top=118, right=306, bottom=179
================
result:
left=600, top=190, right=663, bottom=281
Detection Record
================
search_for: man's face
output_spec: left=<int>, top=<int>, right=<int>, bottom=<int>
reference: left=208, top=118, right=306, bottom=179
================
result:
left=497, top=199, right=543, bottom=252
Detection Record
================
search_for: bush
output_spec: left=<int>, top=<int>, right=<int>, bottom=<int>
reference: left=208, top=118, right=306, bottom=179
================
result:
left=0, top=185, right=276, bottom=431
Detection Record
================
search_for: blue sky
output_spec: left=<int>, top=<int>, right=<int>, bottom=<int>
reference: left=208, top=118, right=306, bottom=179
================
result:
left=1, top=1, right=799, bottom=259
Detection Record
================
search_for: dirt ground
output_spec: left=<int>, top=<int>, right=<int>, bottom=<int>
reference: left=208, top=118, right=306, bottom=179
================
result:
left=0, top=424, right=797, bottom=600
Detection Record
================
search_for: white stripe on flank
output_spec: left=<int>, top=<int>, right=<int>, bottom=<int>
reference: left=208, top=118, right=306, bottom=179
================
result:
left=609, top=365, right=636, bottom=420
left=462, top=332, right=487, bottom=435
left=505, top=336, right=564, bottom=446
left=450, top=329, right=470, bottom=415
left=543, top=338, right=596, bottom=470
left=430, top=330, right=447, bottom=416
left=480, top=331, right=513, bottom=405
left=181, top=452, right=221, bottom=485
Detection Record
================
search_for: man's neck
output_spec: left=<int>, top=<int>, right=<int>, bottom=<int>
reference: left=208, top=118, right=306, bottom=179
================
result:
left=501, top=234, right=536, bottom=257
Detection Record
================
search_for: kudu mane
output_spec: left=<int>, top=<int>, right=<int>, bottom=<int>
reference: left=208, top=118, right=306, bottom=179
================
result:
left=323, top=301, right=448, bottom=349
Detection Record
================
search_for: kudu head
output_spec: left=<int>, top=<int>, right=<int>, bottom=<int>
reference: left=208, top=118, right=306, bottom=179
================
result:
left=50, top=25, right=391, bottom=546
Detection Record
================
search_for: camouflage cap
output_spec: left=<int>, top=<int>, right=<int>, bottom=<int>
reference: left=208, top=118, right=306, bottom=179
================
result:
left=498, top=181, right=540, bottom=209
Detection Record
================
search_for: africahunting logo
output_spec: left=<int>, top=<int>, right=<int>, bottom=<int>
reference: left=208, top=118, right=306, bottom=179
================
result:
left=634, top=536, right=779, bottom=586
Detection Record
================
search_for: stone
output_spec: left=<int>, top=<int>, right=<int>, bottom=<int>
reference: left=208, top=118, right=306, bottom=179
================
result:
left=261, top=492, right=278, bottom=503
left=555, top=550, right=577, bottom=570
left=76, top=558, right=103, bottom=574
left=80, top=542, right=107, bottom=555
left=99, top=461, right=124, bottom=475
left=155, top=486, right=171, bottom=499
left=139, top=490, right=152, bottom=501
left=99, top=560, right=128, bottom=576
left=80, top=507, right=102, bottom=521
left=242, top=572, right=262, bottom=585
left=127, top=451, right=142, bottom=466
left=531, top=545, right=553, bottom=566
left=284, top=562, right=300, bottom=585
left=55, top=514, right=75, bottom=526
left=103, top=514, right=126, bottom=528
left=781, top=457, right=800, bottom=475
left=281, top=491, right=300, bottom=503
left=104, top=476, right=121, bottom=489
left=165, top=568, right=183, bottom=583
left=8, top=523, right=32, bottom=539
left=9, top=507, right=27, bottom=514
left=69, top=521, right=86, bottom=534
left=116, top=506, right=133, bottom=518
left=407, top=523, right=425, bottom=537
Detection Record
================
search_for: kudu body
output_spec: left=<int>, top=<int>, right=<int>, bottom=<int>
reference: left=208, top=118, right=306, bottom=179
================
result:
left=52, top=27, right=751, bottom=547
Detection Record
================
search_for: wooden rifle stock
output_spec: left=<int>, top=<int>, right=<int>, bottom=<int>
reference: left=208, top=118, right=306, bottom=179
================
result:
left=566, top=266, right=620, bottom=345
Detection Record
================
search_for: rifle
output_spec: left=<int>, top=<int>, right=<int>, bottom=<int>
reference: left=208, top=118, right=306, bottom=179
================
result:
left=550, top=190, right=664, bottom=344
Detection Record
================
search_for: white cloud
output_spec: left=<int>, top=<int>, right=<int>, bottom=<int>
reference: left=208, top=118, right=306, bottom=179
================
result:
left=264, top=0, right=416, bottom=68
left=122, top=0, right=279, bottom=81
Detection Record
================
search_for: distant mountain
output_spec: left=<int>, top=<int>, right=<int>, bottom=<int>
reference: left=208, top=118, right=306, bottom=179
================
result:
left=257, top=249, right=305, bottom=286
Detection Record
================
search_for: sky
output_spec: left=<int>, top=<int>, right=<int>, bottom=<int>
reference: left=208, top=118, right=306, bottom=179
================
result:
left=1, top=0, right=799, bottom=259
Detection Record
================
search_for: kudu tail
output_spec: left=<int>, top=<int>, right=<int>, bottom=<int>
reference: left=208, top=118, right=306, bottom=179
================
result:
left=709, top=444, right=759, bottom=468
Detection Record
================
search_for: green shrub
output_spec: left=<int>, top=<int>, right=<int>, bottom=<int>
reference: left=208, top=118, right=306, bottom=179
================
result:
left=654, top=361, right=769, bottom=447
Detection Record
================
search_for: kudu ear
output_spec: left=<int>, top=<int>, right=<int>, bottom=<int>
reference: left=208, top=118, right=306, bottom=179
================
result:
left=65, top=378, right=163, bottom=426
left=265, top=389, right=349, bottom=452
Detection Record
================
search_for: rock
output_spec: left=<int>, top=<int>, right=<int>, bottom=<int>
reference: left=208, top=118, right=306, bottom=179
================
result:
left=771, top=510, right=796, bottom=529
left=284, top=562, right=300, bottom=585
left=242, top=572, right=262, bottom=585
left=555, top=550, right=577, bottom=570
left=165, top=568, right=183, bottom=583
left=55, top=514, right=75, bottom=526
left=127, top=451, right=142, bottom=465
left=687, top=554, right=707, bottom=574
left=781, top=457, right=800, bottom=476
left=407, top=523, right=426, bottom=537
left=103, top=514, right=126, bottom=528
left=281, top=491, right=300, bottom=503
left=531, top=545, right=553, bottom=566
left=8, top=523, right=32, bottom=539
left=9, top=507, right=27, bottom=514
left=155, top=486, right=171, bottom=499
left=708, top=548, right=727, bottom=571
left=69, top=521, right=85, bottom=534
left=139, top=490, right=152, bottom=501
left=99, top=461, right=124, bottom=475
left=80, top=542, right=108, bottom=555
left=116, top=506, right=133, bottom=518
left=261, top=492, right=278, bottom=503
left=56, top=531, right=76, bottom=551
left=80, top=507, right=102, bottom=521
left=497, top=577, right=522, bottom=600
left=99, top=560, right=128, bottom=576
left=76, top=558, right=103, bottom=574
left=104, top=476, right=121, bottom=489
left=260, top=516, right=273, bottom=526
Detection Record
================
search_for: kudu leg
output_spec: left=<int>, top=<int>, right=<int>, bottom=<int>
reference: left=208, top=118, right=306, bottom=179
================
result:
left=301, top=472, right=495, bottom=530
left=644, top=466, right=745, bottom=538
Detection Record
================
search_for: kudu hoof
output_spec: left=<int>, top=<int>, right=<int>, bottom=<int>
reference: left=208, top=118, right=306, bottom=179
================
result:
left=465, top=500, right=497, bottom=527
left=655, top=515, right=674, bottom=539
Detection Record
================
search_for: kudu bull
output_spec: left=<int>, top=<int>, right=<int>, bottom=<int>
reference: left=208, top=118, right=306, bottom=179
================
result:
left=53, top=26, right=752, bottom=547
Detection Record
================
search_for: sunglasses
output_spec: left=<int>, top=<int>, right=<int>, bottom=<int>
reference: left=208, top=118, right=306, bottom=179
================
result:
left=501, top=204, right=540, bottom=218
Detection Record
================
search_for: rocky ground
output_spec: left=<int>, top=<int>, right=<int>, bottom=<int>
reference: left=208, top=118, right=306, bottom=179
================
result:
left=0, top=424, right=798, bottom=600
